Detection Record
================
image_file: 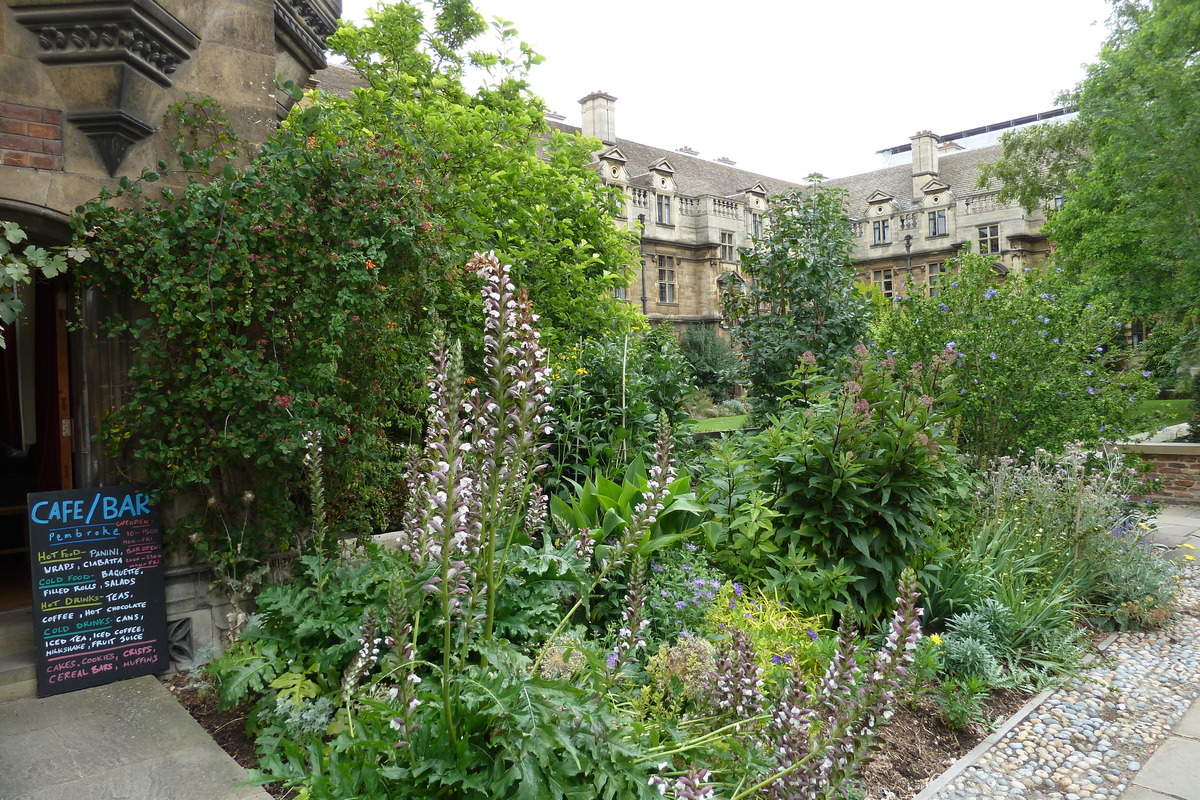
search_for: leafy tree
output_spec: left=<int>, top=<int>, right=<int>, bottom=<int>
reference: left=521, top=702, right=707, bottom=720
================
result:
left=328, top=3, right=640, bottom=351
left=873, top=250, right=1155, bottom=462
left=982, top=0, right=1200, bottom=340
left=724, top=182, right=869, bottom=415
left=73, top=0, right=643, bottom=571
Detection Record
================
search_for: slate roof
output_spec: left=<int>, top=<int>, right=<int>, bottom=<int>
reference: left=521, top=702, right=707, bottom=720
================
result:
left=547, top=120, right=803, bottom=200
left=825, top=144, right=1005, bottom=215
left=312, top=64, right=370, bottom=97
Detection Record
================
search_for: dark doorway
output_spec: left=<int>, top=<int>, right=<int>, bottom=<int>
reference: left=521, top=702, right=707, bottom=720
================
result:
left=0, top=273, right=72, bottom=611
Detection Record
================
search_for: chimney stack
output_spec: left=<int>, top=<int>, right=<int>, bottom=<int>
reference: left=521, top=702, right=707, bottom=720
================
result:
left=579, top=91, right=617, bottom=145
left=910, top=130, right=939, bottom=199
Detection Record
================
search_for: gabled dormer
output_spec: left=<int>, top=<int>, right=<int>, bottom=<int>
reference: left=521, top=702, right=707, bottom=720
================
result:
left=649, top=157, right=676, bottom=193
left=865, top=190, right=898, bottom=216
left=599, top=146, right=629, bottom=183
left=921, top=178, right=950, bottom=200
left=745, top=182, right=768, bottom=212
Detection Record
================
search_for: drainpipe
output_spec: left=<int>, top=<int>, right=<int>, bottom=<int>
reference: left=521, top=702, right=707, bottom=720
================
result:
left=638, top=214, right=648, bottom=315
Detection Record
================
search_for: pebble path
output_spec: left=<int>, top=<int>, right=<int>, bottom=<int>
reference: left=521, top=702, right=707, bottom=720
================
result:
left=925, top=557, right=1200, bottom=800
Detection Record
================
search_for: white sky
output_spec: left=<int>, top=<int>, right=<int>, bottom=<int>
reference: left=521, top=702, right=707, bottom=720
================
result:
left=338, top=0, right=1113, bottom=181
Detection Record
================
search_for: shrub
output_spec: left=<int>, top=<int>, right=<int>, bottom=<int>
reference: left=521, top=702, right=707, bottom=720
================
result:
left=679, top=325, right=740, bottom=401
left=720, top=346, right=971, bottom=621
left=873, top=249, right=1157, bottom=462
left=934, top=676, right=991, bottom=730
left=940, top=636, right=1002, bottom=682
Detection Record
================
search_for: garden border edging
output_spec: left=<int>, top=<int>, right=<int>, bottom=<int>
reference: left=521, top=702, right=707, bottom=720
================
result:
left=911, top=632, right=1121, bottom=800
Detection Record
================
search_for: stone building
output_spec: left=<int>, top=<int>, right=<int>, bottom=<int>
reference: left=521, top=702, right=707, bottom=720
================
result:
left=550, top=92, right=802, bottom=330
left=0, top=0, right=339, bottom=658
left=826, top=111, right=1068, bottom=300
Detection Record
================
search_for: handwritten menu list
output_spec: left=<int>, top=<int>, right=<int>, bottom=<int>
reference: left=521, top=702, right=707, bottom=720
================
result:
left=28, top=486, right=169, bottom=697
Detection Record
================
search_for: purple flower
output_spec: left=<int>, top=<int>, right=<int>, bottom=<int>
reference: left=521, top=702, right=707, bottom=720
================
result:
left=685, top=543, right=698, bottom=552
left=1053, top=337, right=1060, bottom=343
left=1085, top=369, right=1093, bottom=376
left=771, top=655, right=783, bottom=664
left=675, top=601, right=686, bottom=609
left=806, top=628, right=818, bottom=641
left=1041, top=293, right=1050, bottom=300
left=1143, top=370, right=1153, bottom=378
left=989, top=352, right=998, bottom=360
left=1087, top=387, right=1096, bottom=395
left=984, top=288, right=999, bottom=299
left=733, top=583, right=743, bottom=596
left=951, top=281, right=959, bottom=287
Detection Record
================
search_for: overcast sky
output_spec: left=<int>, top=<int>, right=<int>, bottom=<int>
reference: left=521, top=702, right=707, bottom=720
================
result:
left=338, top=0, right=1114, bottom=181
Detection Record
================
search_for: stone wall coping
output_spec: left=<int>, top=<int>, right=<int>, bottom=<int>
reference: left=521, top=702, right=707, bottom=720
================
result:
left=1117, top=442, right=1200, bottom=456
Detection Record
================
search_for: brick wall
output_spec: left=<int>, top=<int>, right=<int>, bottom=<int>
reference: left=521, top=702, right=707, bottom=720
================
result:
left=0, top=102, right=64, bottom=171
left=1117, top=442, right=1200, bottom=505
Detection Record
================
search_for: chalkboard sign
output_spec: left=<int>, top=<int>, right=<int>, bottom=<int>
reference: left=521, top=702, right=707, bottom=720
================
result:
left=27, top=485, right=169, bottom=697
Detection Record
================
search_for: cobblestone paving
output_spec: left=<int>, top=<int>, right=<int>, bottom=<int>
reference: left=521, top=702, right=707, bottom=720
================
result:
left=929, top=558, right=1200, bottom=800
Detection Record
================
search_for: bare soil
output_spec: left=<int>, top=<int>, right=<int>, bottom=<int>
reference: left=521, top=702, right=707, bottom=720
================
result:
left=164, top=671, right=1031, bottom=800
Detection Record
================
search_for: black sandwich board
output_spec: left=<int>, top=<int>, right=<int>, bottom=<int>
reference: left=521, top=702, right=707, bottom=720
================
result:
left=27, top=485, right=169, bottom=697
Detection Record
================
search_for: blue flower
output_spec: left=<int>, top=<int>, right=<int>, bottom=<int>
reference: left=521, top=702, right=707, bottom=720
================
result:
left=1143, top=370, right=1153, bottom=378
left=1041, top=293, right=1050, bottom=300
left=806, top=628, right=819, bottom=641
left=939, top=303, right=949, bottom=312
left=771, top=655, right=782, bottom=664
left=675, top=601, right=686, bottom=609
left=685, top=543, right=698, bottom=551
left=1087, top=387, right=1096, bottom=395
left=951, top=282, right=959, bottom=287
left=945, top=341, right=956, bottom=350
left=733, top=582, right=743, bottom=596
left=1085, top=369, right=1093, bottom=376
left=984, top=288, right=999, bottom=299
left=1052, top=337, right=1060, bottom=343
left=989, top=352, right=998, bottom=360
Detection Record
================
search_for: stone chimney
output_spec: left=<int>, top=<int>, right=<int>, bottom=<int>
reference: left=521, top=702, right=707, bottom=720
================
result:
left=910, top=130, right=939, bottom=199
left=579, top=91, right=617, bottom=145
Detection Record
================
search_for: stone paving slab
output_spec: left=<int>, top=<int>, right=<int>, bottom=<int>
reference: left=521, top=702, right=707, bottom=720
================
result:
left=1127, top=736, right=1200, bottom=800
left=0, top=675, right=269, bottom=800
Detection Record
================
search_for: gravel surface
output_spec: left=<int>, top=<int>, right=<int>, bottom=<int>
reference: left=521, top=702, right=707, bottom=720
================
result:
left=922, top=557, right=1200, bottom=800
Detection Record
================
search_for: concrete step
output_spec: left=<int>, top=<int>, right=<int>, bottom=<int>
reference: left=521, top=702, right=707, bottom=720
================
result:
left=0, top=676, right=34, bottom=701
left=0, top=607, right=34, bottom=688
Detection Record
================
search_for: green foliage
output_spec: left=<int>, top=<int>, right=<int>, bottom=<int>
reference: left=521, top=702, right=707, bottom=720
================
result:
left=985, top=1, right=1200, bottom=340
left=328, top=5, right=640, bottom=354
left=76, top=99, right=451, bottom=566
left=939, top=636, right=1001, bottom=682
left=721, top=347, right=969, bottom=621
left=933, top=676, right=991, bottom=730
left=547, top=326, right=694, bottom=488
left=0, top=221, right=83, bottom=345
left=679, top=325, right=740, bottom=401
left=75, top=0, right=644, bottom=568
left=704, top=583, right=826, bottom=679
left=725, top=182, right=869, bottom=415
left=1187, top=371, right=1200, bottom=442
left=873, top=250, right=1156, bottom=462
left=644, top=544, right=723, bottom=644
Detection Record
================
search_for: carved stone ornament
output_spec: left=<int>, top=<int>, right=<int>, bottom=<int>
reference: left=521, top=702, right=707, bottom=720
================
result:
left=13, top=1, right=199, bottom=88
left=275, top=0, right=340, bottom=73
left=13, top=1, right=199, bottom=176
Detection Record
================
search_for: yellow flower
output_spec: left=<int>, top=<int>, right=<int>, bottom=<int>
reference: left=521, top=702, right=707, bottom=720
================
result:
left=1179, top=543, right=1196, bottom=550
left=1185, top=555, right=1196, bottom=562
left=575, top=367, right=588, bottom=375
left=929, top=634, right=942, bottom=645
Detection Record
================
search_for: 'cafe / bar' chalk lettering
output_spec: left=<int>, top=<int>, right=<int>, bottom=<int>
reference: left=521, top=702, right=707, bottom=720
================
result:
left=27, top=485, right=169, bottom=697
